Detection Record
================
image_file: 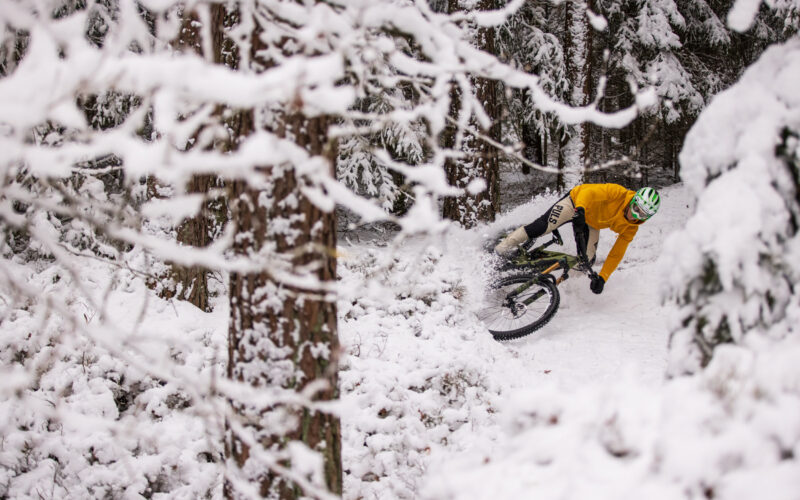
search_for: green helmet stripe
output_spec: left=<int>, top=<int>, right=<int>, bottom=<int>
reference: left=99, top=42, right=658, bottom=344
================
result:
left=633, top=187, right=660, bottom=218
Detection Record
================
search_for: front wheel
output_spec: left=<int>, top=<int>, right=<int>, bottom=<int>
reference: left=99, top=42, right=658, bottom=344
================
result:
left=478, top=273, right=560, bottom=341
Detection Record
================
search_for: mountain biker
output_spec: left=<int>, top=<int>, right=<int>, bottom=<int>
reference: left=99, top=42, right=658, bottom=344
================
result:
left=494, top=184, right=661, bottom=295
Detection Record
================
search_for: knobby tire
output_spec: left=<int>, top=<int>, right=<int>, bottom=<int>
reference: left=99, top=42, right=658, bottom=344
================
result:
left=482, top=273, right=560, bottom=341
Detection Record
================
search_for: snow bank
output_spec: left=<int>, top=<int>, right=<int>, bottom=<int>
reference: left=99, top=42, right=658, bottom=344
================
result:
left=0, top=256, right=227, bottom=499
left=336, top=233, right=512, bottom=499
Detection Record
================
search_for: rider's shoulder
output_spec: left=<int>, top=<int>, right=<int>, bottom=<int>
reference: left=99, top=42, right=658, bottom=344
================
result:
left=572, top=183, right=629, bottom=199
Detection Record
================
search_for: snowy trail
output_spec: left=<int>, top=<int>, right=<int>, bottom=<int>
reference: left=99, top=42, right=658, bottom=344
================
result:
left=402, top=183, right=695, bottom=499
left=505, top=261, right=671, bottom=391
left=472, top=183, right=691, bottom=390
left=338, top=183, right=695, bottom=499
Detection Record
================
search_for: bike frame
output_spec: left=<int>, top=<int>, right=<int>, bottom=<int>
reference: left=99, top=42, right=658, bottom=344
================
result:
left=529, top=250, right=580, bottom=285
left=500, top=230, right=587, bottom=306
left=504, top=230, right=580, bottom=274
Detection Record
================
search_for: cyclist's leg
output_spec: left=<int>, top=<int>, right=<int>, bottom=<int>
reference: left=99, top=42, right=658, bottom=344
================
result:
left=496, top=193, right=574, bottom=255
left=522, top=193, right=575, bottom=240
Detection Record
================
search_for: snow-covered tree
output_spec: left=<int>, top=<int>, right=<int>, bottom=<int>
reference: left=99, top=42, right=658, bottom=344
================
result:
left=336, top=89, right=426, bottom=216
left=442, top=0, right=503, bottom=227
left=570, top=0, right=799, bottom=186
left=560, top=0, right=593, bottom=187
left=0, top=0, right=650, bottom=497
left=497, top=1, right=569, bottom=183
left=664, top=36, right=800, bottom=374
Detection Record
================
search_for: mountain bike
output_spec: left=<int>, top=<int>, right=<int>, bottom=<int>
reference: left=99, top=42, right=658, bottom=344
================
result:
left=479, top=229, right=599, bottom=341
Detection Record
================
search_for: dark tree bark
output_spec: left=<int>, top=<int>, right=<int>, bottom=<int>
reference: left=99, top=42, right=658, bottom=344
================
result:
left=557, top=130, right=569, bottom=189
left=222, top=4, right=342, bottom=498
left=0, top=30, right=28, bottom=77
left=225, top=110, right=342, bottom=500
left=442, top=0, right=501, bottom=226
left=155, top=7, right=227, bottom=312
left=171, top=174, right=225, bottom=312
left=521, top=96, right=545, bottom=171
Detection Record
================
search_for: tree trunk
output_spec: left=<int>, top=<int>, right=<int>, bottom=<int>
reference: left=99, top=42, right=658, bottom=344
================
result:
left=521, top=91, right=545, bottom=171
left=557, top=130, right=569, bottom=190
left=226, top=110, right=342, bottom=500
left=582, top=0, right=595, bottom=163
left=159, top=7, right=224, bottom=312
left=543, top=132, right=548, bottom=171
left=0, top=28, right=29, bottom=77
left=562, top=0, right=591, bottom=188
left=442, top=0, right=501, bottom=227
left=223, top=4, right=342, bottom=498
left=171, top=174, right=226, bottom=312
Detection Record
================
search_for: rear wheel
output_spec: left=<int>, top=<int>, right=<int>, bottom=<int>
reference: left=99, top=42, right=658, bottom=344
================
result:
left=478, top=273, right=560, bottom=341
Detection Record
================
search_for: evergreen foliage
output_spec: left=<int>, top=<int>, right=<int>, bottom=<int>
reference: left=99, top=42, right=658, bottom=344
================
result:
left=491, top=0, right=798, bottom=191
left=2, top=0, right=799, bottom=497
left=665, top=38, right=800, bottom=373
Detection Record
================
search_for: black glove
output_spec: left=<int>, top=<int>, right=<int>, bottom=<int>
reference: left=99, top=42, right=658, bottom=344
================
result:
left=590, top=274, right=605, bottom=294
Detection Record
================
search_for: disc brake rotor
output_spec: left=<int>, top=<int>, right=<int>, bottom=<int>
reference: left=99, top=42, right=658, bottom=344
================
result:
left=506, top=299, right=527, bottom=318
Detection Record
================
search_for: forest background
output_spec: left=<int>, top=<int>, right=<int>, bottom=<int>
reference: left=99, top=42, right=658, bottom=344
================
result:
left=1, top=0, right=799, bottom=498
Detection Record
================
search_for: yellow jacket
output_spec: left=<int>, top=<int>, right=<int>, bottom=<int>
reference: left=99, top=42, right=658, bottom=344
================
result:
left=569, top=183, right=643, bottom=281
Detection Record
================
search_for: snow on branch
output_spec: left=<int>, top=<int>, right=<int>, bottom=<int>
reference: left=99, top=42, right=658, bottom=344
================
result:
left=0, top=0, right=655, bottom=496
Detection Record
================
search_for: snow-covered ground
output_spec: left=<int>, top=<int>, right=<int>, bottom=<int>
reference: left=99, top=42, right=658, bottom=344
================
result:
left=337, top=182, right=693, bottom=499
left=5, top=31, right=800, bottom=500
left=0, top=182, right=696, bottom=499
left=334, top=37, right=800, bottom=500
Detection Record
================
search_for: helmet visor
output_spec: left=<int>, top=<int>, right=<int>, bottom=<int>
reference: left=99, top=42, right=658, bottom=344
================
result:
left=630, top=198, right=653, bottom=221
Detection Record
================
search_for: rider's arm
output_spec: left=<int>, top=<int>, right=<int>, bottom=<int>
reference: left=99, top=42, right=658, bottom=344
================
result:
left=599, top=228, right=636, bottom=281
left=571, top=207, right=590, bottom=262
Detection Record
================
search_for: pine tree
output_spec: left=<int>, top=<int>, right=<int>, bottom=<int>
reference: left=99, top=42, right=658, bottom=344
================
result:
left=585, top=0, right=798, bottom=185
left=497, top=1, right=568, bottom=185
left=442, top=0, right=502, bottom=227
left=221, top=4, right=342, bottom=497
left=665, top=38, right=800, bottom=373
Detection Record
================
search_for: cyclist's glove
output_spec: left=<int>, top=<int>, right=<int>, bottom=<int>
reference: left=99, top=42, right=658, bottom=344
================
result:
left=572, top=207, right=589, bottom=262
left=590, top=274, right=605, bottom=294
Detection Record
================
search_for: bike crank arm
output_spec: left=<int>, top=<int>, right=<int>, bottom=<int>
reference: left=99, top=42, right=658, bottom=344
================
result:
left=556, top=257, right=571, bottom=284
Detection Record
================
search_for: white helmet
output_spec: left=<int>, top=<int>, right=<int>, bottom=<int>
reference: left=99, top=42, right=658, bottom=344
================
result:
left=630, top=187, right=660, bottom=220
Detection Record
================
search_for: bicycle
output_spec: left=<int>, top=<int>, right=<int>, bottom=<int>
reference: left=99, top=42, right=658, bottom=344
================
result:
left=479, top=229, right=600, bottom=341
